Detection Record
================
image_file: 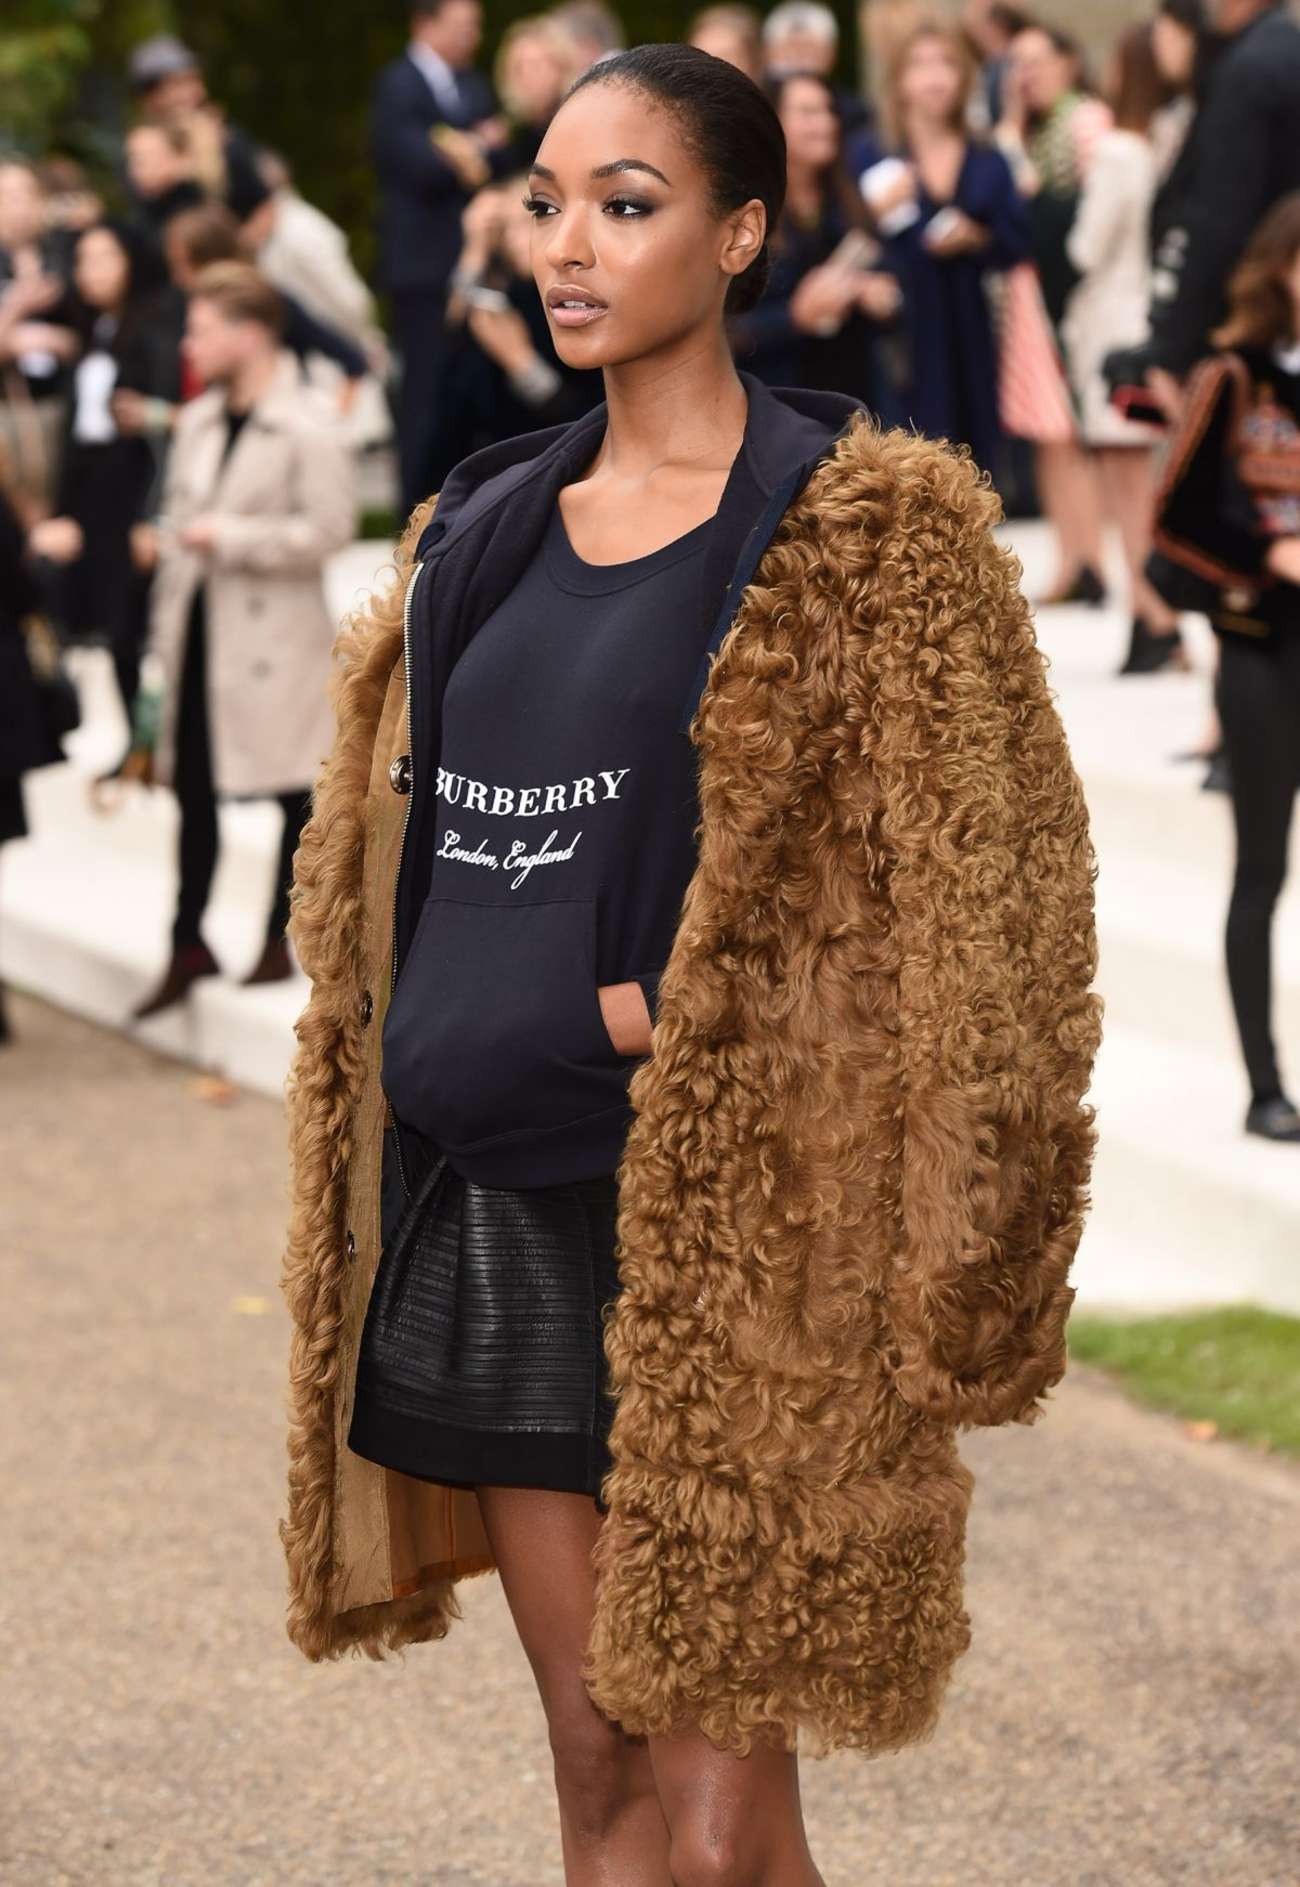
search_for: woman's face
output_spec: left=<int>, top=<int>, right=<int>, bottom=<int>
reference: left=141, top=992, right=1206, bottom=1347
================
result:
left=502, top=31, right=566, bottom=122
left=777, top=75, right=839, bottom=173
left=689, top=24, right=761, bottom=83
left=0, top=164, right=45, bottom=249
left=526, top=80, right=764, bottom=372
left=1151, top=15, right=1196, bottom=88
left=75, top=228, right=130, bottom=311
left=1010, top=29, right=1073, bottom=114
left=898, top=35, right=965, bottom=127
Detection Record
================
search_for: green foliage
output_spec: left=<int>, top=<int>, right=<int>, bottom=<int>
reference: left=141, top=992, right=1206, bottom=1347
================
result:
left=1068, top=1305, right=1300, bottom=1457
left=1, top=0, right=171, bottom=159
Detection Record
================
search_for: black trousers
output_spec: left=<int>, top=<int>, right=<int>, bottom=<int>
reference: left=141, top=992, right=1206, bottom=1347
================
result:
left=172, top=589, right=311, bottom=953
left=1213, top=621, right=1300, bottom=1101
left=388, top=287, right=453, bottom=522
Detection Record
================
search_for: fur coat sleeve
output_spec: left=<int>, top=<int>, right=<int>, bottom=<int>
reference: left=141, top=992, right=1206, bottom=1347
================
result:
left=572, top=425, right=1103, bottom=1754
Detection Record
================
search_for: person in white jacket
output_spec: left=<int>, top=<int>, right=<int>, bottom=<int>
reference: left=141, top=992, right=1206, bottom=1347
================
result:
left=246, top=152, right=393, bottom=453
left=1063, top=23, right=1187, bottom=673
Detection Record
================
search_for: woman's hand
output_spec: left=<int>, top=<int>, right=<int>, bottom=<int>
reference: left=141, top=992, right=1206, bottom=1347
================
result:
left=29, top=515, right=83, bottom=563
left=1265, top=536, right=1300, bottom=585
left=923, top=210, right=990, bottom=257
left=790, top=266, right=861, bottom=336
left=130, top=522, right=161, bottom=571
left=431, top=123, right=490, bottom=190
left=466, top=301, right=536, bottom=375
left=863, top=162, right=919, bottom=221
left=597, top=981, right=654, bottom=1058
left=179, top=516, right=219, bottom=553
left=2, top=273, right=63, bottom=321
left=854, top=270, right=902, bottom=320
left=111, top=388, right=175, bottom=435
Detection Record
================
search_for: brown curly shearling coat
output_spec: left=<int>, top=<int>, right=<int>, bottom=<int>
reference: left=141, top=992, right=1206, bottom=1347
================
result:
left=278, top=413, right=1103, bottom=1760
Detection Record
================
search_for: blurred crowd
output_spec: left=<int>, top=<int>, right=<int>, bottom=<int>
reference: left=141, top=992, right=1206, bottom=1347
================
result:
left=3, top=0, right=1300, bottom=1130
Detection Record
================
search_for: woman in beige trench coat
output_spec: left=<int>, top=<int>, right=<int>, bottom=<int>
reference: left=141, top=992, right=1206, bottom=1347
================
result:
left=279, top=45, right=1103, bottom=1887
left=130, top=261, right=355, bottom=1017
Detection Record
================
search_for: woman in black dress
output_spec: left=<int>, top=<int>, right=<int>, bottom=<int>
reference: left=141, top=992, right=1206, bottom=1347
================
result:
left=725, top=68, right=901, bottom=403
left=35, top=218, right=178, bottom=724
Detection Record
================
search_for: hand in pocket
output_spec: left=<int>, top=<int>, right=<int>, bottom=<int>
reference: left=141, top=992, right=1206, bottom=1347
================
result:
left=597, top=981, right=654, bottom=1057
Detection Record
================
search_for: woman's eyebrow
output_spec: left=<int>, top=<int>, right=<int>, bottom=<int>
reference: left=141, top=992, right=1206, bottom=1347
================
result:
left=528, top=157, right=672, bottom=186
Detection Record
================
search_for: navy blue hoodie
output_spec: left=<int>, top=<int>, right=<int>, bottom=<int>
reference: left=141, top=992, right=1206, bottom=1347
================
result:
left=379, top=371, right=867, bottom=1222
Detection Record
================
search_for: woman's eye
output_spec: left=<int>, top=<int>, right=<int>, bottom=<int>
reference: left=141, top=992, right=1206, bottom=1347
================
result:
left=521, top=194, right=556, bottom=218
left=604, top=195, right=652, bottom=218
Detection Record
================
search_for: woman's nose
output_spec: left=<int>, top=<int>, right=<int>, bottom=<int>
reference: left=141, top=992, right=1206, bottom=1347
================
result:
left=542, top=206, right=595, bottom=274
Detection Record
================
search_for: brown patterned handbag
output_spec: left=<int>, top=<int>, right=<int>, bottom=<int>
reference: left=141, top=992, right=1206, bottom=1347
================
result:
left=1150, top=350, right=1300, bottom=636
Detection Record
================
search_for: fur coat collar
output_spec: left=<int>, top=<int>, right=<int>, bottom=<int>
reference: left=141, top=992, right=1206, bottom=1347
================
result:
left=278, top=400, right=1103, bottom=1761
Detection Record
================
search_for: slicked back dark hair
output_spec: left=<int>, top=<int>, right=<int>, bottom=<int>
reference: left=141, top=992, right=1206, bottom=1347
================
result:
left=560, top=41, right=786, bottom=316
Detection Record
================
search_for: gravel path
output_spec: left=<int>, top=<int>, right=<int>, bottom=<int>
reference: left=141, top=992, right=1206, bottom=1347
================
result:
left=4, top=991, right=1297, bottom=1886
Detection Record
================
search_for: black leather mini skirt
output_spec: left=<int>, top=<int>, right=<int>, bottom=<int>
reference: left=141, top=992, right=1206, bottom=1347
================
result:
left=347, top=1150, right=624, bottom=1508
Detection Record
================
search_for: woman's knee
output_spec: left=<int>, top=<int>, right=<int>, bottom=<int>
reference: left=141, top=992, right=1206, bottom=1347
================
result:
left=544, top=1693, right=646, bottom=1835
left=666, top=1818, right=768, bottom=1887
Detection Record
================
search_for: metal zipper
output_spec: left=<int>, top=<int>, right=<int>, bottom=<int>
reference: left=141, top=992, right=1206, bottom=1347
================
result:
left=387, top=555, right=427, bottom=1202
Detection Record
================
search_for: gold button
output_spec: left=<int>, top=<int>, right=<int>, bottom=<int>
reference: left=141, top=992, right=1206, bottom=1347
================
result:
left=388, top=754, right=411, bottom=795
left=360, top=989, right=373, bottom=1026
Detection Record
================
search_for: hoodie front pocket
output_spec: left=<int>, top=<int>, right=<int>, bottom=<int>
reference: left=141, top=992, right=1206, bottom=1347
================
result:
left=380, top=894, right=632, bottom=1153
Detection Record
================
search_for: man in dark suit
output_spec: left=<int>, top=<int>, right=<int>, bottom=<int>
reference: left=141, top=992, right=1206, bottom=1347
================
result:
left=371, top=0, right=513, bottom=517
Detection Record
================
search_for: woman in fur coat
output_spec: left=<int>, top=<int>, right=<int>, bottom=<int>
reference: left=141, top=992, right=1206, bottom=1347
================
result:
left=279, top=43, right=1103, bottom=1887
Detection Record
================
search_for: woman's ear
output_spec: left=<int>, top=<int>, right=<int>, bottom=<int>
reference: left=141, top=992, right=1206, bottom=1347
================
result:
left=721, top=197, right=767, bottom=287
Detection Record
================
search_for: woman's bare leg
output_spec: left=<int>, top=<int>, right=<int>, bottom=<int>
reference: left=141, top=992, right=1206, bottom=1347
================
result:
left=1037, top=438, right=1106, bottom=591
left=1099, top=446, right=1180, bottom=632
left=647, top=1726, right=826, bottom=1887
left=475, top=1484, right=672, bottom=1886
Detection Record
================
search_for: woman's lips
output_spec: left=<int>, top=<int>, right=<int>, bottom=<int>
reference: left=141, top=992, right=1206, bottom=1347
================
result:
left=549, top=298, right=608, bottom=327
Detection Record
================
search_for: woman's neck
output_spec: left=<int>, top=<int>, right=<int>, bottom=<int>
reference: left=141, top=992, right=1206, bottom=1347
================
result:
left=595, top=344, right=748, bottom=489
left=906, top=115, right=959, bottom=152
left=227, top=347, right=278, bottom=415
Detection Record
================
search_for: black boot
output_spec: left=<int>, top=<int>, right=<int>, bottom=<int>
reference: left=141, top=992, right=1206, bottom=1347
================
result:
left=240, top=935, right=293, bottom=987
left=1200, top=747, right=1232, bottom=795
left=129, top=939, right=221, bottom=1021
left=1118, top=618, right=1189, bottom=675
left=1038, top=563, right=1108, bottom=609
left=1244, top=1093, right=1300, bottom=1142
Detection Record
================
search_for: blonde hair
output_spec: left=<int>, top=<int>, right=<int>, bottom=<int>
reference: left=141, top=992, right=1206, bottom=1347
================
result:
left=189, top=259, right=285, bottom=339
left=493, top=15, right=580, bottom=113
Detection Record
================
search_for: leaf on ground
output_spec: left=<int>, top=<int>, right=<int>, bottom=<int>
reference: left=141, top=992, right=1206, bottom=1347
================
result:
left=231, top=1295, right=272, bottom=1316
left=1185, top=1418, right=1219, bottom=1441
left=192, top=1075, right=237, bottom=1105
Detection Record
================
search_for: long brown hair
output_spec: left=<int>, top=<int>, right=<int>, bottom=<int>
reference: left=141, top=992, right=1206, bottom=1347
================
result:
left=1213, top=191, right=1300, bottom=351
left=1109, top=24, right=1170, bottom=135
left=883, top=21, right=976, bottom=152
left=763, top=68, right=871, bottom=249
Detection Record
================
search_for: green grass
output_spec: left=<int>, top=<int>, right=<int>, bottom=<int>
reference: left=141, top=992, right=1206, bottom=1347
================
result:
left=357, top=505, right=398, bottom=543
left=1067, top=1305, right=1300, bottom=1458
